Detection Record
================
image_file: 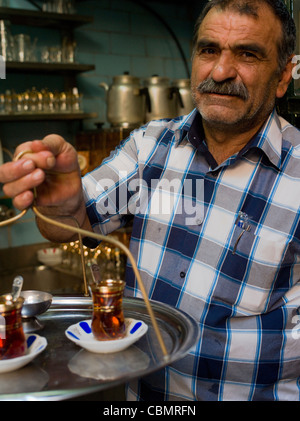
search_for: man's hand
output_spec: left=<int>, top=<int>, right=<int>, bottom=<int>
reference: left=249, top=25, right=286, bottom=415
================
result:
left=0, top=134, right=91, bottom=242
left=0, top=134, right=81, bottom=211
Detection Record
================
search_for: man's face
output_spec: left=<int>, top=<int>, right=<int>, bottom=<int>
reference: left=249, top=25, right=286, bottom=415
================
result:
left=191, top=4, right=288, bottom=132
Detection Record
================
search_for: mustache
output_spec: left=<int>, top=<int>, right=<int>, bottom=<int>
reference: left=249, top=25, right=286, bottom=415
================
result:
left=196, top=78, right=249, bottom=101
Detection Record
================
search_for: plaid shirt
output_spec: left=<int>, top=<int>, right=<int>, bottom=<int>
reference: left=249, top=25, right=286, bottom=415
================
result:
left=83, top=109, right=300, bottom=401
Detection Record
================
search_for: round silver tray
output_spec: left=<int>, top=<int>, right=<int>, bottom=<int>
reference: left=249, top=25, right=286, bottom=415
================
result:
left=0, top=295, right=199, bottom=401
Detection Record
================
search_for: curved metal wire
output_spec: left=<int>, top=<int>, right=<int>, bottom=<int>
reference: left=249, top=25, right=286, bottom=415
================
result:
left=32, top=205, right=168, bottom=357
left=0, top=152, right=168, bottom=357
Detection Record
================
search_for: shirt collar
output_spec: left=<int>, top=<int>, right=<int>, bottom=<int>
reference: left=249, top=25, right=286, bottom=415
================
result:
left=176, top=108, right=284, bottom=170
left=173, top=108, right=199, bottom=145
left=254, top=109, right=283, bottom=169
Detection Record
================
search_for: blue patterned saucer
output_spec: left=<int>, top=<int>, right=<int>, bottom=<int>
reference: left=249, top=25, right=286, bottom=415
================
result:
left=65, top=318, right=148, bottom=354
left=0, top=334, right=47, bottom=374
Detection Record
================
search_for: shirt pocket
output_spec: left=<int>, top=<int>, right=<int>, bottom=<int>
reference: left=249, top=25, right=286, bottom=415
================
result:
left=231, top=222, right=289, bottom=265
left=250, top=233, right=289, bottom=266
left=229, top=225, right=290, bottom=314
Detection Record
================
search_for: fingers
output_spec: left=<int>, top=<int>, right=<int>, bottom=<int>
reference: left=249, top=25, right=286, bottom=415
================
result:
left=13, top=135, right=68, bottom=169
left=0, top=154, right=53, bottom=185
left=13, top=140, right=56, bottom=170
left=12, top=190, right=35, bottom=210
left=0, top=139, right=56, bottom=211
left=42, top=134, right=79, bottom=173
left=0, top=137, right=62, bottom=185
left=2, top=167, right=45, bottom=197
left=41, top=134, right=66, bottom=154
left=0, top=158, right=33, bottom=184
left=0, top=135, right=78, bottom=211
left=1, top=163, right=46, bottom=210
left=14, top=140, right=50, bottom=158
left=15, top=136, right=78, bottom=174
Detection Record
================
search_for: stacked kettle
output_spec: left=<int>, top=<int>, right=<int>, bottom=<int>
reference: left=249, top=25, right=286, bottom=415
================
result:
left=99, top=73, right=194, bottom=129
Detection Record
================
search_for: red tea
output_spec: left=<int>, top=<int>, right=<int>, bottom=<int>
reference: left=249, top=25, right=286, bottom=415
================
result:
left=91, top=280, right=125, bottom=341
left=0, top=296, right=27, bottom=360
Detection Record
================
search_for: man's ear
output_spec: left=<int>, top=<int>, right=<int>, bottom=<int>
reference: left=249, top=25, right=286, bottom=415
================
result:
left=276, top=55, right=295, bottom=99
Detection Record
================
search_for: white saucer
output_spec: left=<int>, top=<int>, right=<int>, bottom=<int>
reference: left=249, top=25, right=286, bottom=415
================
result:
left=0, top=334, right=47, bottom=374
left=65, top=318, right=148, bottom=354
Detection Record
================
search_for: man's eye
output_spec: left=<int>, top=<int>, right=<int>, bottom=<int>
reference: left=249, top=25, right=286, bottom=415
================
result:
left=241, top=51, right=257, bottom=59
left=200, top=48, right=217, bottom=55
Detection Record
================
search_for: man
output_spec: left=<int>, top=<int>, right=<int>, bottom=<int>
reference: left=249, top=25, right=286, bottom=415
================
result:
left=0, top=0, right=299, bottom=400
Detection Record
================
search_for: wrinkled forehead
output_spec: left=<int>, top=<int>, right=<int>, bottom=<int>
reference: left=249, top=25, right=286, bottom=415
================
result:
left=196, top=3, right=283, bottom=50
left=195, top=1, right=282, bottom=40
left=214, top=0, right=261, bottom=17
left=200, top=0, right=271, bottom=20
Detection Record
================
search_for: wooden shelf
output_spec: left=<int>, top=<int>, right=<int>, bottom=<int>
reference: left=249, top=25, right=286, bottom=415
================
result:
left=0, top=8, right=96, bottom=125
left=0, top=112, right=98, bottom=121
left=6, top=61, right=95, bottom=75
left=0, top=7, right=93, bottom=29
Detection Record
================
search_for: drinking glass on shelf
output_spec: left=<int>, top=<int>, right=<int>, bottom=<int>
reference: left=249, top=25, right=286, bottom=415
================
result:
left=0, top=20, right=14, bottom=61
left=14, top=34, right=31, bottom=62
left=41, top=46, right=62, bottom=63
left=21, top=90, right=30, bottom=113
left=28, top=37, right=38, bottom=62
left=0, top=93, right=5, bottom=114
left=62, top=36, right=76, bottom=63
left=41, top=88, right=54, bottom=113
left=0, top=1, right=9, bottom=7
left=43, top=0, right=76, bottom=14
left=28, top=87, right=43, bottom=113
left=42, top=0, right=54, bottom=12
left=66, top=0, right=76, bottom=13
left=4, top=89, right=12, bottom=113
left=71, top=87, right=83, bottom=112
left=49, top=46, right=62, bottom=63
left=40, top=46, right=50, bottom=63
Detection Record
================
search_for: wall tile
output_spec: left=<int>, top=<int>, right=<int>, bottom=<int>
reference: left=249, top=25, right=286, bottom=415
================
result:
left=0, top=0, right=196, bottom=249
left=110, top=33, right=146, bottom=56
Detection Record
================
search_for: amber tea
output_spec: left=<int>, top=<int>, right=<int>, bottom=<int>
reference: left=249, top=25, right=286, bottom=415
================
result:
left=91, top=279, right=125, bottom=340
left=0, top=295, right=27, bottom=360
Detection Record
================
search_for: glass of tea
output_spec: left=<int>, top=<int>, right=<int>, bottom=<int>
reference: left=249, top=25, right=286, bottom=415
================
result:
left=0, top=295, right=27, bottom=360
left=91, top=279, right=126, bottom=341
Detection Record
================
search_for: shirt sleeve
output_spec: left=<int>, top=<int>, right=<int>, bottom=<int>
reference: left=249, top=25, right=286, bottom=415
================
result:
left=81, top=125, right=150, bottom=237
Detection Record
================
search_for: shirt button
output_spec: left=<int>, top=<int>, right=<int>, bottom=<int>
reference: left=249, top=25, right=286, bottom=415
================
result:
left=180, top=272, right=186, bottom=278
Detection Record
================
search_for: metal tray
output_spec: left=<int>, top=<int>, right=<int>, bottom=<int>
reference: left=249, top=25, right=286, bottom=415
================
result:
left=0, top=296, right=199, bottom=401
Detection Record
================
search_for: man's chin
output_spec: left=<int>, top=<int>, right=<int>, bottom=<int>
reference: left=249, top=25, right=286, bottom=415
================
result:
left=199, top=109, right=244, bottom=128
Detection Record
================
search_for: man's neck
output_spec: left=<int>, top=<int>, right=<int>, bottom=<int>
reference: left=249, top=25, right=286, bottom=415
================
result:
left=203, top=121, right=264, bottom=166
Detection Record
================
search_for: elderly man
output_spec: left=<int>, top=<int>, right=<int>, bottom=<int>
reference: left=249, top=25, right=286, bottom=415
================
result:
left=0, top=0, right=299, bottom=401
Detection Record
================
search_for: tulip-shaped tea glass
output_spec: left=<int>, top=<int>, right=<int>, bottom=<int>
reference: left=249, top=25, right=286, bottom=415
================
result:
left=91, top=280, right=126, bottom=341
left=0, top=295, right=27, bottom=359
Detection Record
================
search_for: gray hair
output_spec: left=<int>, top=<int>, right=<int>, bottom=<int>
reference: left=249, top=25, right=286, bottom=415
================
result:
left=192, top=0, right=296, bottom=73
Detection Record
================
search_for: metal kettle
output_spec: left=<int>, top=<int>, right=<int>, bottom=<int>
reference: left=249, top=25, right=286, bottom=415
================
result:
left=99, top=72, right=149, bottom=129
left=143, top=75, right=179, bottom=122
left=173, top=79, right=194, bottom=116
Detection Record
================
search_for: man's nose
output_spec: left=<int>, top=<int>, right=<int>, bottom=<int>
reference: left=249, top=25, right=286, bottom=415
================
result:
left=211, top=51, right=237, bottom=82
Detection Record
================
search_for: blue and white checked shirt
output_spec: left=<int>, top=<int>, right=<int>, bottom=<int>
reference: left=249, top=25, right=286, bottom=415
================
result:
left=83, top=108, right=300, bottom=401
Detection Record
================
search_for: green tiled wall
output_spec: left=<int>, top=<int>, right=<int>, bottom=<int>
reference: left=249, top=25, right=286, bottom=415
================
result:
left=0, top=0, right=204, bottom=248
